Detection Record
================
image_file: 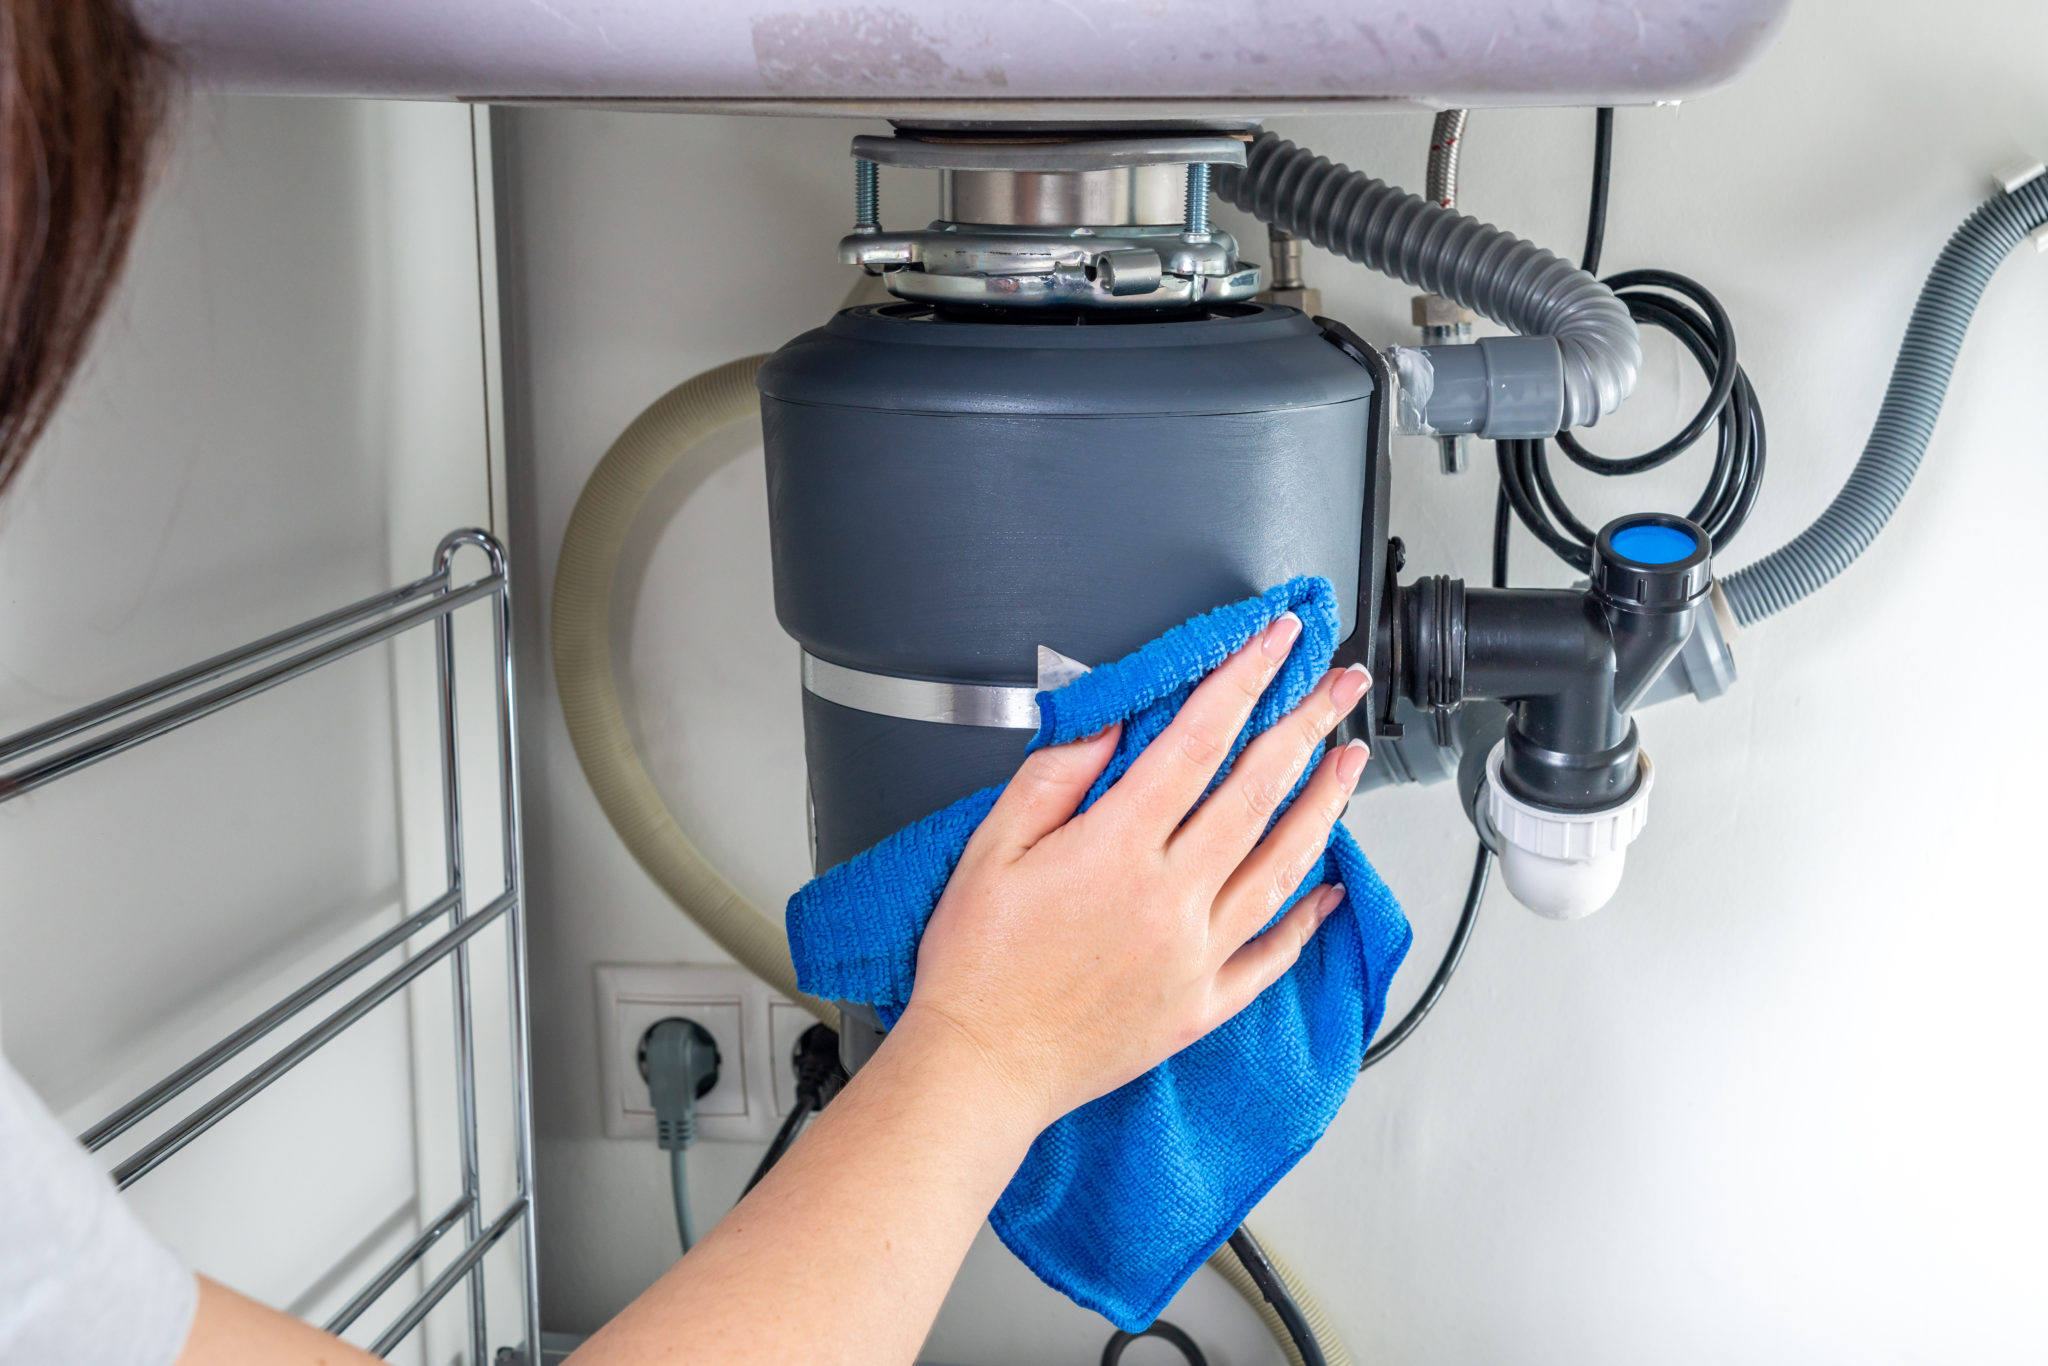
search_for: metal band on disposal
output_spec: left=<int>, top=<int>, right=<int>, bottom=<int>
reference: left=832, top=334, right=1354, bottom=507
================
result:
left=801, top=652, right=1041, bottom=730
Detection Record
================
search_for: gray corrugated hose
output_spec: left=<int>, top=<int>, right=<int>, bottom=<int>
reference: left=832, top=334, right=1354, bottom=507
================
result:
left=1217, top=130, right=1639, bottom=433
left=554, top=356, right=1350, bottom=1365
left=1721, top=172, right=2048, bottom=624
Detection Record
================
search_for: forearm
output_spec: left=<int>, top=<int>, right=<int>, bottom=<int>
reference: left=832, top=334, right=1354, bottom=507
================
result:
left=174, top=1277, right=380, bottom=1365
left=570, top=1008, right=1044, bottom=1366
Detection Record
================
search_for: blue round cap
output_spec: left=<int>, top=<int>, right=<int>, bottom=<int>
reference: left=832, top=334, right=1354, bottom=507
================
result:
left=1609, top=522, right=1699, bottom=565
left=1593, top=514, right=1711, bottom=610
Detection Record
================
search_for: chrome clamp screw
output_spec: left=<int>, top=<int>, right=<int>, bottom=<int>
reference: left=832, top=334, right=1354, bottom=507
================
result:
left=853, top=158, right=880, bottom=235
left=1183, top=162, right=1211, bottom=241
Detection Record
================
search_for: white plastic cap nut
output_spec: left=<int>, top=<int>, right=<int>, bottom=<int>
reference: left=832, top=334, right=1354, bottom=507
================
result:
left=1498, top=841, right=1628, bottom=920
left=1482, top=741, right=1654, bottom=920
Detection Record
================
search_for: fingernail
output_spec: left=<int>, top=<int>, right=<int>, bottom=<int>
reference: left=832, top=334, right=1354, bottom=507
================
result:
left=1261, top=611, right=1302, bottom=661
left=1322, top=884, right=1347, bottom=918
left=1332, top=662, right=1371, bottom=712
left=1336, top=738, right=1370, bottom=788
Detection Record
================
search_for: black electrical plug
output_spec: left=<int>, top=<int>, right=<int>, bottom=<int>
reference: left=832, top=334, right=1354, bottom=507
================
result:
left=639, top=1017, right=720, bottom=1249
left=789, top=1022, right=848, bottom=1114
left=742, top=1023, right=847, bottom=1196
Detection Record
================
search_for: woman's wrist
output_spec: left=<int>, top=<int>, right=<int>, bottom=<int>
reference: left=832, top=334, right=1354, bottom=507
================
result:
left=878, top=1003, right=1054, bottom=1154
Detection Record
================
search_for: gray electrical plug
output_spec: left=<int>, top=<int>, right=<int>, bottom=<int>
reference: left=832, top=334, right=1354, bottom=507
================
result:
left=639, top=1017, right=720, bottom=1249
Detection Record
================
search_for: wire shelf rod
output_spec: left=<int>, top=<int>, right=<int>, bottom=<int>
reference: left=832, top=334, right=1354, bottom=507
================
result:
left=112, top=889, right=515, bottom=1189
left=432, top=540, right=491, bottom=1366
left=0, top=576, right=501, bottom=800
left=0, top=572, right=453, bottom=764
left=81, top=887, right=462, bottom=1152
left=368, top=1198, right=528, bottom=1359
left=323, top=1193, right=477, bottom=1338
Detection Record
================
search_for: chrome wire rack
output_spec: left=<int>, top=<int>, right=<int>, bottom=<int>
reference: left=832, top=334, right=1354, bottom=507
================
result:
left=0, top=529, right=540, bottom=1364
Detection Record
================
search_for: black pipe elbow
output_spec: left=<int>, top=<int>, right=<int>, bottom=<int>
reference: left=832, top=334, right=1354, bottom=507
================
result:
left=1381, top=516, right=1711, bottom=812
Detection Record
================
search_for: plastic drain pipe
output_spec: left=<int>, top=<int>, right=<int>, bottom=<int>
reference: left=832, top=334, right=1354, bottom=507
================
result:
left=1217, top=130, right=1640, bottom=438
left=1719, top=170, right=2048, bottom=623
left=550, top=355, right=834, bottom=1026
left=551, top=357, right=1350, bottom=1366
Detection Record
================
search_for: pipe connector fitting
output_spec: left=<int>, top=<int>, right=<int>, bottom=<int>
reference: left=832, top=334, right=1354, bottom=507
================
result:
left=1484, top=742, right=1654, bottom=919
left=1218, top=131, right=1639, bottom=433
left=1592, top=514, right=1713, bottom=710
left=1387, top=337, right=1567, bottom=440
left=1381, top=514, right=1708, bottom=915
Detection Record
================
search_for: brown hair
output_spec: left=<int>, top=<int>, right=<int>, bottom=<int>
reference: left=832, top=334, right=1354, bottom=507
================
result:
left=0, top=0, right=168, bottom=496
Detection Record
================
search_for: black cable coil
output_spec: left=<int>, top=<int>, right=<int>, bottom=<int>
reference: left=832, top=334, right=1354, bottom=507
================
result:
left=1498, top=110, right=1768, bottom=572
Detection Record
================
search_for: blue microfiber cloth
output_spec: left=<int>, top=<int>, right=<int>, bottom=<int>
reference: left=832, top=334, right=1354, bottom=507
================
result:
left=786, top=576, right=1410, bottom=1331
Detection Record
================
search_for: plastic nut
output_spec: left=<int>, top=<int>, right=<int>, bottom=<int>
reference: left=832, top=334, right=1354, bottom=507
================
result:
left=1483, top=742, right=1654, bottom=919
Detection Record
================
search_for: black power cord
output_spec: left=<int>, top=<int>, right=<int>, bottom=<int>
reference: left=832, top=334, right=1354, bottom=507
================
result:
left=1225, top=1227, right=1328, bottom=1366
left=1499, top=108, right=1768, bottom=573
left=1101, top=1320, right=1209, bottom=1366
left=1361, top=841, right=1492, bottom=1071
left=742, top=1023, right=848, bottom=1196
left=1581, top=106, right=1615, bottom=276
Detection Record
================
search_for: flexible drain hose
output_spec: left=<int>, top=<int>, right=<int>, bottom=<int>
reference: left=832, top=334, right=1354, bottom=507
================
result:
left=1720, top=173, right=2048, bottom=624
left=549, top=355, right=836, bottom=1026
left=1217, top=131, right=1639, bottom=432
left=555, top=357, right=1352, bottom=1365
left=1209, top=1228, right=1352, bottom=1366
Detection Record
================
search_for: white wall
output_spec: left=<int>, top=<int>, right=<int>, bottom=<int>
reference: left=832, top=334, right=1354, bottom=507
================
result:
left=501, top=0, right=2048, bottom=1358
left=0, top=96, right=520, bottom=1361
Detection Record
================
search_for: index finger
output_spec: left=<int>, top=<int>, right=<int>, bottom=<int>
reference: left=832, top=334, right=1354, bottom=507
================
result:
left=1097, top=611, right=1301, bottom=839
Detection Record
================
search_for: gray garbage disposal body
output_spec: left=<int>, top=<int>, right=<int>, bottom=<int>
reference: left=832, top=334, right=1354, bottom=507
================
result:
left=758, top=302, right=1380, bottom=872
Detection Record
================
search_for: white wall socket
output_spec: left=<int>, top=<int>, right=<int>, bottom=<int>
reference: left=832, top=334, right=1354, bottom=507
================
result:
left=594, top=963, right=813, bottom=1143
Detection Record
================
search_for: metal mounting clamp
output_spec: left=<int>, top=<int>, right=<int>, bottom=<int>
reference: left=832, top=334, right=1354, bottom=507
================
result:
left=801, top=653, right=1041, bottom=730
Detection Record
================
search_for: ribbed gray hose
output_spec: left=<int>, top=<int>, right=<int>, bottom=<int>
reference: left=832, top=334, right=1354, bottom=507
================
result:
left=1721, top=173, right=2048, bottom=624
left=1426, top=109, right=1468, bottom=210
left=1217, top=131, right=1639, bottom=430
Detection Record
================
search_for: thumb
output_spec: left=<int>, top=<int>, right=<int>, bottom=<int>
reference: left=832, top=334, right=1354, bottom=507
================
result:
left=983, top=724, right=1122, bottom=852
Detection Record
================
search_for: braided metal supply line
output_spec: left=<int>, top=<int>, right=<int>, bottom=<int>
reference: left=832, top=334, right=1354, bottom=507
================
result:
left=1426, top=109, right=1468, bottom=209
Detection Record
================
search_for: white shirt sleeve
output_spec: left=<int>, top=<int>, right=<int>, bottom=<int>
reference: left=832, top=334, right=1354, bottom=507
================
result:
left=0, top=1055, right=197, bottom=1366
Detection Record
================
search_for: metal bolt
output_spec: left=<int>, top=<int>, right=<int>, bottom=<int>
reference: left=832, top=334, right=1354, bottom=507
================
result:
left=1418, top=303, right=1476, bottom=472
left=853, top=158, right=880, bottom=233
left=1184, top=162, right=1210, bottom=238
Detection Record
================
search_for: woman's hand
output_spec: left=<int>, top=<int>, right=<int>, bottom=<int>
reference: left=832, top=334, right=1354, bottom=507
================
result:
left=902, top=610, right=1373, bottom=1131
left=574, top=613, right=1372, bottom=1366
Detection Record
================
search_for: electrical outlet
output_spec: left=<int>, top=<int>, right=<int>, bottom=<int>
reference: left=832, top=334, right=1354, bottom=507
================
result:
left=595, top=963, right=801, bottom=1143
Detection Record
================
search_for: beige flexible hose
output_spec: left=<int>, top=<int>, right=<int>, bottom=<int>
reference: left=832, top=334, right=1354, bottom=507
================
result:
left=552, top=357, right=1350, bottom=1364
left=1208, top=1228, right=1353, bottom=1366
left=550, top=354, right=836, bottom=1027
